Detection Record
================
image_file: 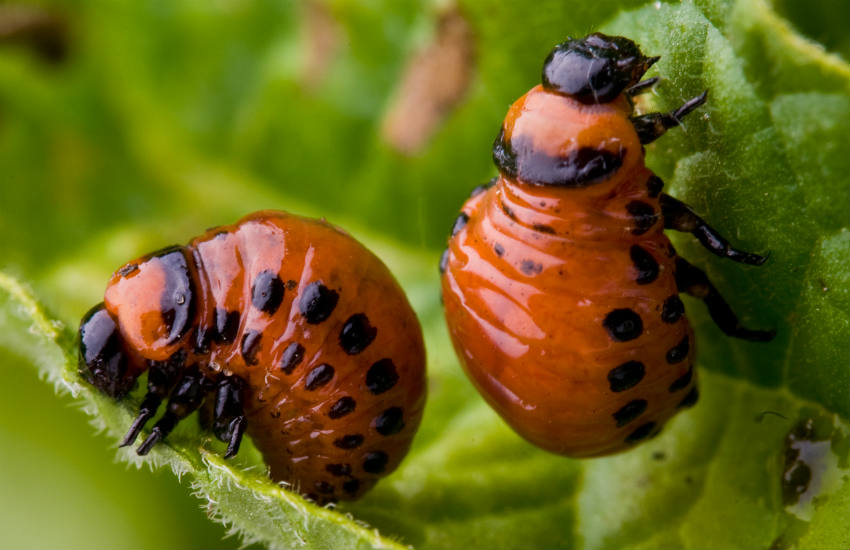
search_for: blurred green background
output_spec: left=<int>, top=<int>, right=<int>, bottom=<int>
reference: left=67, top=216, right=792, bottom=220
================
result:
left=1, top=0, right=848, bottom=548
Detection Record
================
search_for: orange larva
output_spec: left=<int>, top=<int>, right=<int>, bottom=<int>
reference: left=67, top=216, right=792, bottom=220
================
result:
left=79, top=210, right=426, bottom=504
left=440, top=33, right=774, bottom=457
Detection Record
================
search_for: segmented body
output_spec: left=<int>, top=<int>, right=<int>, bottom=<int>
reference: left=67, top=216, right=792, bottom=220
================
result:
left=442, top=85, right=697, bottom=456
left=93, top=210, right=426, bottom=502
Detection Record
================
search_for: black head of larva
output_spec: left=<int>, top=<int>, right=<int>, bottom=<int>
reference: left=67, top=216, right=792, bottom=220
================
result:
left=542, top=33, right=658, bottom=104
left=78, top=303, right=134, bottom=398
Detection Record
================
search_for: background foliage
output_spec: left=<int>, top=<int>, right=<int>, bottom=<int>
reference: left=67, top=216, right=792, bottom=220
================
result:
left=0, top=0, right=848, bottom=548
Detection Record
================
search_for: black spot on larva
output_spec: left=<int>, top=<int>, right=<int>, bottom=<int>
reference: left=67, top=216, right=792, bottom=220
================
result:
left=366, top=359, right=399, bottom=395
left=156, top=247, right=195, bottom=345
left=299, top=281, right=339, bottom=324
left=669, top=367, right=693, bottom=392
left=613, top=399, right=647, bottom=427
left=339, top=313, right=377, bottom=355
left=501, top=201, right=517, bottom=220
left=305, top=364, right=335, bottom=390
left=661, top=295, right=685, bottom=324
left=678, top=386, right=699, bottom=408
left=626, top=422, right=657, bottom=443
left=646, top=174, right=664, bottom=198
left=305, top=363, right=335, bottom=391
left=328, top=396, right=356, bottom=419
left=451, top=212, right=469, bottom=237
left=375, top=407, right=404, bottom=436
left=439, top=248, right=449, bottom=275
left=193, top=325, right=212, bottom=354
left=470, top=177, right=497, bottom=198
left=494, top=130, right=626, bottom=187
left=270, top=410, right=281, bottom=419
left=325, top=463, right=351, bottom=477
left=280, top=342, right=305, bottom=374
left=494, top=243, right=505, bottom=257
left=214, top=308, right=240, bottom=344
left=315, top=481, right=335, bottom=494
left=626, top=200, right=658, bottom=235
left=532, top=223, right=555, bottom=234
left=240, top=330, right=262, bottom=366
left=607, top=360, right=645, bottom=392
left=666, top=335, right=690, bottom=364
left=667, top=243, right=677, bottom=257
left=363, top=451, right=389, bottom=474
left=117, top=263, right=138, bottom=277
left=342, top=478, right=360, bottom=495
left=251, top=270, right=285, bottom=315
left=603, top=308, right=643, bottom=342
left=286, top=279, right=297, bottom=291
left=520, top=260, right=543, bottom=275
left=630, top=245, right=659, bottom=284
left=334, top=434, right=364, bottom=450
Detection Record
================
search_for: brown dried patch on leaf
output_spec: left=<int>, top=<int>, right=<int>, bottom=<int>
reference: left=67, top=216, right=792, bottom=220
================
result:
left=381, top=7, right=475, bottom=155
left=298, top=1, right=342, bottom=91
left=0, top=4, right=68, bottom=63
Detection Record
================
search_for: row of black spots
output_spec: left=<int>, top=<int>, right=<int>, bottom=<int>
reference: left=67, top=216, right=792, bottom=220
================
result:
left=330, top=406, right=406, bottom=450
left=626, top=200, right=658, bottom=235
left=630, top=245, right=659, bottom=285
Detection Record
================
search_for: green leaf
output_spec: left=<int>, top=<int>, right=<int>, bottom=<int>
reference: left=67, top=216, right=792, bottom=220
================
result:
left=1, top=0, right=848, bottom=548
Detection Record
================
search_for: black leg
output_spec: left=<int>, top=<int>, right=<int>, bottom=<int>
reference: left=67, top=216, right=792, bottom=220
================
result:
left=631, top=90, right=707, bottom=144
left=210, top=376, right=248, bottom=459
left=674, top=257, right=775, bottom=342
left=660, top=193, right=767, bottom=265
left=137, top=366, right=210, bottom=455
left=626, top=77, right=659, bottom=96
left=120, top=351, right=184, bottom=447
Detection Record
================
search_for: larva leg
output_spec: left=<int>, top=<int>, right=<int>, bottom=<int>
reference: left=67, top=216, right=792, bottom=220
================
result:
left=136, top=366, right=210, bottom=455
left=120, top=352, right=184, bottom=447
left=631, top=91, right=707, bottom=144
left=210, top=376, right=248, bottom=459
left=626, top=77, right=659, bottom=96
left=660, top=193, right=768, bottom=265
left=674, top=257, right=775, bottom=342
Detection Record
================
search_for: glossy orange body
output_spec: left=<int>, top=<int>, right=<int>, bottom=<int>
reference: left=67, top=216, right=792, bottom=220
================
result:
left=442, top=87, right=695, bottom=456
left=104, top=211, right=426, bottom=501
